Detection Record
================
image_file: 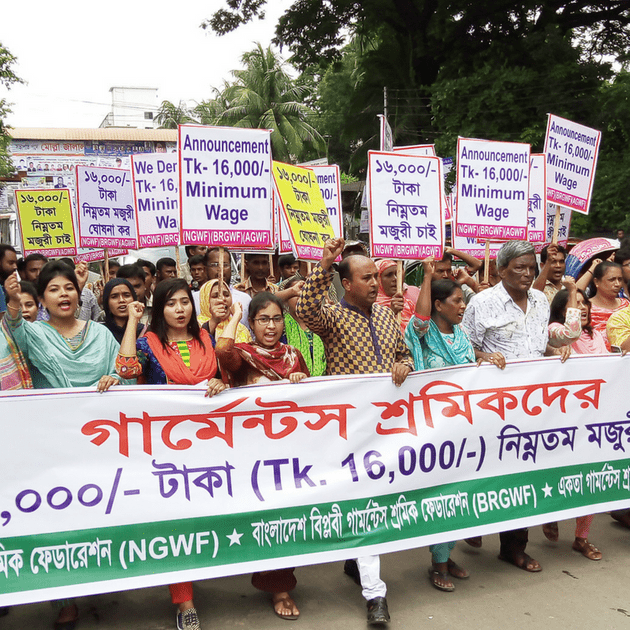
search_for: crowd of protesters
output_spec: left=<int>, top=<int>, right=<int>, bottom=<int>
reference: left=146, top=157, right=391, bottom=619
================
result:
left=2, top=233, right=630, bottom=630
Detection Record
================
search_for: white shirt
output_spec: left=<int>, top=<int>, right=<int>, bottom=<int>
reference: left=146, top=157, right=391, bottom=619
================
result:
left=462, top=281, right=549, bottom=360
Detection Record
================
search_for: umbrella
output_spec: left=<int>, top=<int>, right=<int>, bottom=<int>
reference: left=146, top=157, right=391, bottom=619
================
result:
left=565, top=238, right=620, bottom=278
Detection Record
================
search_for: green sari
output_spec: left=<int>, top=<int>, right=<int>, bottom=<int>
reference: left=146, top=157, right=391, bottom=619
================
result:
left=283, top=313, right=327, bottom=377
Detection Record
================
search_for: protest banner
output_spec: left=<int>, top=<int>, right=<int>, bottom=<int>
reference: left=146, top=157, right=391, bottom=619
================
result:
left=1, top=355, right=629, bottom=606
left=538, top=202, right=571, bottom=253
left=178, top=125, right=273, bottom=250
left=368, top=150, right=444, bottom=259
left=131, top=153, right=179, bottom=248
left=273, top=162, right=335, bottom=262
left=74, top=248, right=128, bottom=264
left=455, top=138, right=530, bottom=240
left=527, top=154, right=547, bottom=243
left=393, top=145, right=436, bottom=157
left=544, top=114, right=601, bottom=214
left=308, top=165, right=344, bottom=240
left=275, top=192, right=294, bottom=255
left=14, top=189, right=77, bottom=257
left=76, top=166, right=138, bottom=249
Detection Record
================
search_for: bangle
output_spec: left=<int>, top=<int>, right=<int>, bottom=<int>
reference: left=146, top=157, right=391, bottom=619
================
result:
left=6, top=303, right=20, bottom=313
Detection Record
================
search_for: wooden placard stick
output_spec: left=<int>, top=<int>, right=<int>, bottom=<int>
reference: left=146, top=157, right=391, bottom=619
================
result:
left=307, top=262, right=312, bottom=275
left=483, top=241, right=490, bottom=285
left=396, top=259, right=404, bottom=324
left=219, top=247, right=225, bottom=283
left=174, top=246, right=182, bottom=278
left=552, top=204, right=561, bottom=245
left=103, top=249, right=110, bottom=284
left=240, top=254, right=246, bottom=283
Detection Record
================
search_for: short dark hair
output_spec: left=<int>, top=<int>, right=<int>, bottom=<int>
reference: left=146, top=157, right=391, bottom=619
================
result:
left=614, top=247, right=630, bottom=266
left=338, top=256, right=361, bottom=282
left=593, top=260, right=620, bottom=282
left=108, top=260, right=121, bottom=271
left=58, top=257, right=76, bottom=269
left=439, top=252, right=453, bottom=264
left=188, top=254, right=205, bottom=267
left=24, top=253, right=48, bottom=266
left=541, top=244, right=567, bottom=265
left=0, top=244, right=16, bottom=263
left=37, top=260, right=80, bottom=297
left=157, top=257, right=177, bottom=272
left=19, top=280, right=38, bottom=303
left=244, top=253, right=268, bottom=263
left=248, top=291, right=285, bottom=321
left=185, top=246, right=196, bottom=258
left=150, top=278, right=203, bottom=350
left=430, top=279, right=462, bottom=315
left=137, top=259, right=156, bottom=276
left=117, top=264, right=146, bottom=282
left=17, top=257, right=26, bottom=274
left=278, top=254, right=297, bottom=268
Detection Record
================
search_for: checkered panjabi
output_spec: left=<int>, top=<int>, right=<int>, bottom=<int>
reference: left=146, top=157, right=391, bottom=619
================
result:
left=296, top=264, right=413, bottom=376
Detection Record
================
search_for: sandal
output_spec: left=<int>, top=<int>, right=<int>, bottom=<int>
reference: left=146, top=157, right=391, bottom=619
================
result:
left=542, top=522, right=559, bottom=542
left=610, top=510, right=630, bottom=528
left=498, top=551, right=542, bottom=573
left=447, top=558, right=469, bottom=579
left=272, top=593, right=300, bottom=621
left=464, top=536, right=482, bottom=548
left=428, top=567, right=455, bottom=592
left=572, top=538, right=602, bottom=561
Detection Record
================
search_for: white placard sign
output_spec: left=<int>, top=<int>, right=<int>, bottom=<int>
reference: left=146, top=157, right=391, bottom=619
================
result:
left=178, top=125, right=273, bottom=250
left=379, top=114, right=393, bottom=152
left=368, top=150, right=444, bottom=259
left=528, top=154, right=547, bottom=243
left=452, top=207, right=502, bottom=259
left=76, top=166, right=138, bottom=249
left=131, top=153, right=179, bottom=248
left=543, top=202, right=571, bottom=250
left=456, top=138, right=530, bottom=240
left=309, top=164, right=343, bottom=240
left=544, top=114, right=601, bottom=215
left=393, top=145, right=436, bottom=157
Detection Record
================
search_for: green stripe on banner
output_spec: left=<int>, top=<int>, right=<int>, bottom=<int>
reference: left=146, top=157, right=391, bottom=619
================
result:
left=2, top=457, right=629, bottom=594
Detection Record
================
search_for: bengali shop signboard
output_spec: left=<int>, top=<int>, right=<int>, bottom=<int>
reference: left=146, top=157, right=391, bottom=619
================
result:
left=544, top=114, right=601, bottom=214
left=14, top=189, right=77, bottom=257
left=456, top=138, right=530, bottom=240
left=131, top=153, right=180, bottom=248
left=1, top=355, right=629, bottom=606
left=178, top=125, right=273, bottom=250
left=368, top=151, right=444, bottom=259
left=76, top=166, right=138, bottom=249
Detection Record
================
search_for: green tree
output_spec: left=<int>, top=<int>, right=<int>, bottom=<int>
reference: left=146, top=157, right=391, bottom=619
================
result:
left=0, top=43, right=23, bottom=178
left=154, top=100, right=195, bottom=129
left=205, top=44, right=325, bottom=162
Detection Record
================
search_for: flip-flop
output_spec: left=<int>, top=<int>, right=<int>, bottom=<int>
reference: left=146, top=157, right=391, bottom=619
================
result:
left=273, top=595, right=300, bottom=621
left=447, top=559, right=470, bottom=579
left=428, top=568, right=455, bottom=592
left=498, top=551, right=542, bottom=573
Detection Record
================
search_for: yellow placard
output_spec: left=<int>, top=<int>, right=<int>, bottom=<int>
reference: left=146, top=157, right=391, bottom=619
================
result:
left=15, top=189, right=77, bottom=257
left=273, top=161, right=335, bottom=261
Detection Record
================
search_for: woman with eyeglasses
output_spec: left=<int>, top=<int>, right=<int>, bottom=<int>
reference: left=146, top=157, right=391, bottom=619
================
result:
left=215, top=291, right=309, bottom=620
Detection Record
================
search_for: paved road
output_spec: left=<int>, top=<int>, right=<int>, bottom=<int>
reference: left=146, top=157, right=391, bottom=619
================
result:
left=4, top=514, right=630, bottom=629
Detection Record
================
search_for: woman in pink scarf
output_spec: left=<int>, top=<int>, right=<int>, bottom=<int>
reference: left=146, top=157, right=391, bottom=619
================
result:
left=375, top=259, right=416, bottom=334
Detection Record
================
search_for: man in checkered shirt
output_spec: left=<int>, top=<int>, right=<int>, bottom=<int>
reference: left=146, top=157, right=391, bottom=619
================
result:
left=296, top=237, right=413, bottom=625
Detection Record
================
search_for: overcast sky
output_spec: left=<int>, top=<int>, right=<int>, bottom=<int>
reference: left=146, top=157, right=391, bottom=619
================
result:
left=1, top=0, right=290, bottom=128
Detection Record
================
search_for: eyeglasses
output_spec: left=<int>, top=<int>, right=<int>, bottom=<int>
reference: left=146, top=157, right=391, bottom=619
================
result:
left=253, top=315, right=283, bottom=325
left=207, top=262, right=231, bottom=268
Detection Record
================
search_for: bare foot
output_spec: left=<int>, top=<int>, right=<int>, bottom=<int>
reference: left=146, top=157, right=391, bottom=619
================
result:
left=273, top=592, right=300, bottom=619
left=55, top=604, right=78, bottom=625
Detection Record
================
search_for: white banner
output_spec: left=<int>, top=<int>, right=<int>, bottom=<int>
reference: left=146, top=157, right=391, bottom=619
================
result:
left=528, top=154, right=547, bottom=243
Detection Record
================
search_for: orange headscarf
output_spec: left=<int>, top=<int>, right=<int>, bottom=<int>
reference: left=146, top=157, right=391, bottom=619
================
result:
left=375, top=259, right=416, bottom=334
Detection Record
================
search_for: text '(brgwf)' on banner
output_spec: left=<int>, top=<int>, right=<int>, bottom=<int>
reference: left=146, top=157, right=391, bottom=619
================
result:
left=178, top=125, right=273, bottom=250
left=456, top=138, right=530, bottom=241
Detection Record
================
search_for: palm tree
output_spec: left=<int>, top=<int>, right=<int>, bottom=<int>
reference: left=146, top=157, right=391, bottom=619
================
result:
left=154, top=100, right=195, bottom=129
left=202, top=44, right=325, bottom=162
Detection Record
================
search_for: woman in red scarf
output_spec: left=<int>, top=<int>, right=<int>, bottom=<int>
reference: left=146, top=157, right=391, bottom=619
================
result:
left=116, top=278, right=226, bottom=630
left=375, top=259, right=416, bottom=334
left=216, top=291, right=309, bottom=620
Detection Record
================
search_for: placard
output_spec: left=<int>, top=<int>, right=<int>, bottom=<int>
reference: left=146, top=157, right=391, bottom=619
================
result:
left=275, top=192, right=294, bottom=255
left=379, top=114, right=393, bottom=151
left=456, top=138, right=530, bottom=240
left=542, top=202, right=571, bottom=250
left=76, top=166, right=138, bottom=249
left=368, top=151, right=444, bottom=259
left=544, top=114, right=601, bottom=214
left=528, top=154, right=547, bottom=243
left=15, top=188, right=77, bottom=257
left=74, top=248, right=129, bottom=264
left=308, top=164, right=343, bottom=240
left=273, top=162, right=335, bottom=262
left=452, top=207, right=502, bottom=259
left=393, top=145, right=436, bottom=157
left=179, top=125, right=273, bottom=250
left=131, top=153, right=179, bottom=248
